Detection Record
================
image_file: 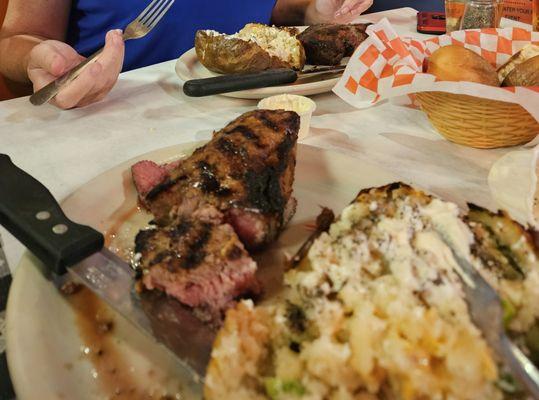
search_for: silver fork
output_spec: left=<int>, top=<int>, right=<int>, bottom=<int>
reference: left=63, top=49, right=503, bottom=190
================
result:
left=441, top=235, right=539, bottom=398
left=29, top=0, right=175, bottom=106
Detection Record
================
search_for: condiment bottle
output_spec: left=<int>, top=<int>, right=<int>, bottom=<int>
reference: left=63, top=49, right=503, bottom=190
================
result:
left=460, top=0, right=499, bottom=29
left=445, top=0, right=467, bottom=33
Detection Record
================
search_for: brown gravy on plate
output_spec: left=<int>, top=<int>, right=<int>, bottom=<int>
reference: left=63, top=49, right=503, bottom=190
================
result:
left=65, top=204, right=189, bottom=399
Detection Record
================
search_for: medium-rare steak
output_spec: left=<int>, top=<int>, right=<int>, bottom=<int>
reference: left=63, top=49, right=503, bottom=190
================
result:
left=135, top=217, right=259, bottom=322
left=131, top=110, right=300, bottom=324
left=298, top=23, right=370, bottom=65
left=137, top=109, right=300, bottom=250
left=131, top=161, right=169, bottom=206
left=131, top=160, right=182, bottom=207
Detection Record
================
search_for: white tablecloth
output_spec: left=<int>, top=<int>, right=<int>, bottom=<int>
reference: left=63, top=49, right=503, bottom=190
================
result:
left=0, top=8, right=515, bottom=271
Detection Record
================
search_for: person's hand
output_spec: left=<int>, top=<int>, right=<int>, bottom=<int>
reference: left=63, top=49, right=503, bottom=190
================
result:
left=308, top=0, right=373, bottom=23
left=27, top=29, right=124, bottom=109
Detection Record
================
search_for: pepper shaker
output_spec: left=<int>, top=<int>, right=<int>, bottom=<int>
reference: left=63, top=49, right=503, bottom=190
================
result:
left=460, top=0, right=500, bottom=29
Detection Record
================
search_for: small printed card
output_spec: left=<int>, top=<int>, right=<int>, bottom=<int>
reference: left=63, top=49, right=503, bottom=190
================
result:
left=333, top=19, right=539, bottom=120
left=502, top=0, right=533, bottom=24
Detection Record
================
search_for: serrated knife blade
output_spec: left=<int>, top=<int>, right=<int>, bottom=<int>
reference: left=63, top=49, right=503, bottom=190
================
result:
left=65, top=248, right=214, bottom=378
left=0, top=154, right=214, bottom=385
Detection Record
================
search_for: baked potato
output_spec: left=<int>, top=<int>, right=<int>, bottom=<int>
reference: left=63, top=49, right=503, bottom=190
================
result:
left=205, top=183, right=539, bottom=399
left=195, top=24, right=305, bottom=74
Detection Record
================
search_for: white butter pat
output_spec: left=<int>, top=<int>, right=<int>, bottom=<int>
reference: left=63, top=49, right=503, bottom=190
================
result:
left=258, top=94, right=316, bottom=139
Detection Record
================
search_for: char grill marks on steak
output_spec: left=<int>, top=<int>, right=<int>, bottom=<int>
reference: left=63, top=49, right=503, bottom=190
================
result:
left=298, top=23, right=370, bottom=66
left=135, top=218, right=259, bottom=321
left=131, top=110, right=300, bottom=323
left=143, top=109, right=300, bottom=250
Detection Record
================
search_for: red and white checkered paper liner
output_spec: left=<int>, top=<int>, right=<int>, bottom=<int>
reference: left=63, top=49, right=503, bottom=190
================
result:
left=333, top=19, right=539, bottom=121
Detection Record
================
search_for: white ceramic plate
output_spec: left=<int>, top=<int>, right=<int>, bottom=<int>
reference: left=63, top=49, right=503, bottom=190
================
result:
left=174, top=9, right=431, bottom=100
left=175, top=48, right=343, bottom=100
left=174, top=23, right=356, bottom=102
left=6, top=143, right=402, bottom=399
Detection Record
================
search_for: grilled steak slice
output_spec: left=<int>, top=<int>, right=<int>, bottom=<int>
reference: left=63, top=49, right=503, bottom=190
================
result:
left=298, top=23, right=370, bottom=65
left=132, top=161, right=169, bottom=207
left=135, top=217, right=259, bottom=322
left=142, top=110, right=300, bottom=250
left=131, top=160, right=182, bottom=208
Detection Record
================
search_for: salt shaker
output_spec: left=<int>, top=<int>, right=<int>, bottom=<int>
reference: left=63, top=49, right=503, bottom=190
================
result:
left=460, top=0, right=499, bottom=29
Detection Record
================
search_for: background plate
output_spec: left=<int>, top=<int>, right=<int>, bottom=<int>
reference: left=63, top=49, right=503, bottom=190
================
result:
left=173, top=12, right=428, bottom=100
left=175, top=48, right=342, bottom=100
left=6, top=143, right=403, bottom=399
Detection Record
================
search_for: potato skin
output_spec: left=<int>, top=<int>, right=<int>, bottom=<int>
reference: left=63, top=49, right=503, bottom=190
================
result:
left=195, top=30, right=294, bottom=74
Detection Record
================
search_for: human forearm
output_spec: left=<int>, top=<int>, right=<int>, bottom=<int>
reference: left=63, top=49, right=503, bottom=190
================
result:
left=304, top=2, right=328, bottom=24
left=273, top=0, right=374, bottom=25
left=0, top=0, right=123, bottom=109
left=0, top=0, right=71, bottom=83
left=0, top=33, right=44, bottom=82
left=271, top=0, right=337, bottom=25
left=272, top=0, right=311, bottom=25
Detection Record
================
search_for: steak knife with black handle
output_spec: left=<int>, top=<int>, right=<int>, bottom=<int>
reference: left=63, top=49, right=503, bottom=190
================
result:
left=0, top=154, right=213, bottom=384
left=183, top=65, right=346, bottom=97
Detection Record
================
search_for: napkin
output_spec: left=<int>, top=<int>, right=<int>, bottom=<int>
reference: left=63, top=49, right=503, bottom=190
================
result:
left=488, top=145, right=539, bottom=228
left=333, top=19, right=539, bottom=120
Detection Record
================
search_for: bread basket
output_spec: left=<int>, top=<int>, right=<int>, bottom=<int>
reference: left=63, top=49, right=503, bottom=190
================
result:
left=416, top=91, right=539, bottom=149
left=332, top=22, right=539, bottom=149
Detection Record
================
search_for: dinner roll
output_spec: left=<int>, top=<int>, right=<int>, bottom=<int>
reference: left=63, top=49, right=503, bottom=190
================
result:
left=502, top=56, right=539, bottom=87
left=427, top=45, right=500, bottom=86
left=498, top=44, right=539, bottom=87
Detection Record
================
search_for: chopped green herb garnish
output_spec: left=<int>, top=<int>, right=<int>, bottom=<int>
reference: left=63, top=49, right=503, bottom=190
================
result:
left=502, top=299, right=516, bottom=327
left=264, top=378, right=306, bottom=399
left=496, top=372, right=523, bottom=395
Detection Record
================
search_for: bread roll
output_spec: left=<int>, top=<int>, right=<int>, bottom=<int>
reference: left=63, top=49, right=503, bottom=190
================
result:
left=427, top=45, right=500, bottom=86
left=498, top=44, right=539, bottom=83
left=502, top=56, right=539, bottom=87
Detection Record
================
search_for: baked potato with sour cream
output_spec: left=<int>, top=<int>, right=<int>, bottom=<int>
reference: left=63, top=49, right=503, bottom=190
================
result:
left=205, top=183, right=539, bottom=400
left=195, top=24, right=305, bottom=74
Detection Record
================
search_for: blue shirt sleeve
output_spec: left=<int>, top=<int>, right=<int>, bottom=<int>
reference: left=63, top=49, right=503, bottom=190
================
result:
left=67, top=0, right=277, bottom=71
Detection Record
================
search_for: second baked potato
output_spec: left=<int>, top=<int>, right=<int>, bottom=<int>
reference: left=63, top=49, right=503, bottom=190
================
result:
left=195, top=24, right=305, bottom=74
